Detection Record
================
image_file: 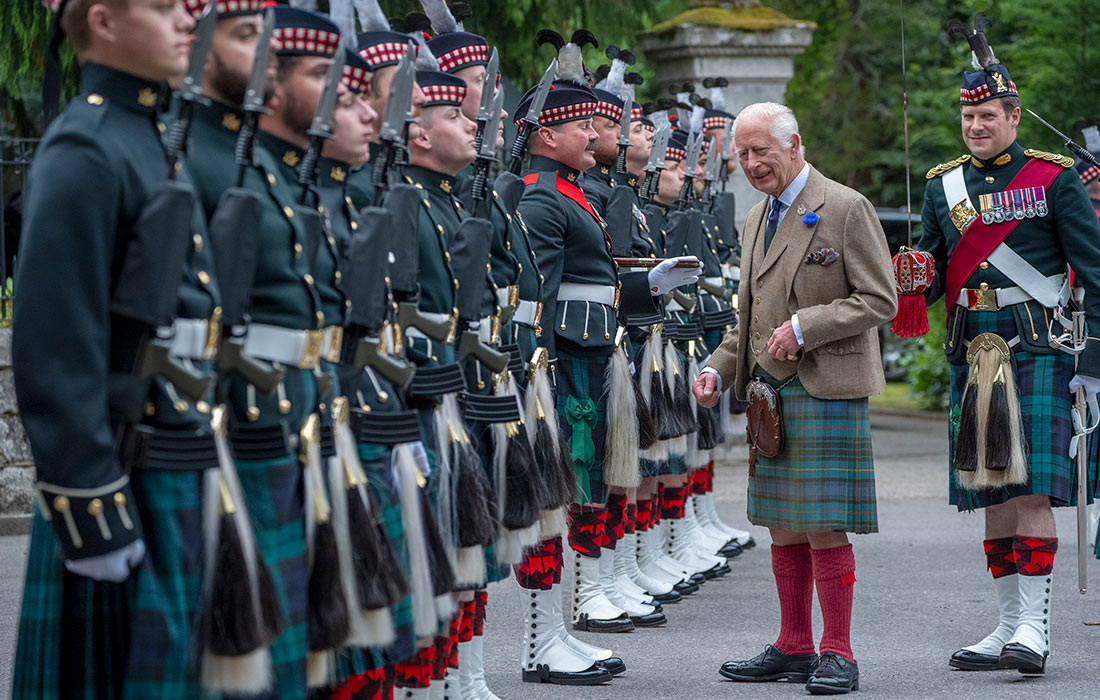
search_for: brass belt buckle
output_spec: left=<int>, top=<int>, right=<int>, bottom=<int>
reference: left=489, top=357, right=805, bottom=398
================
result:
left=202, top=307, right=223, bottom=361
left=300, top=330, right=325, bottom=368
left=324, top=326, right=343, bottom=363
left=968, top=283, right=1000, bottom=312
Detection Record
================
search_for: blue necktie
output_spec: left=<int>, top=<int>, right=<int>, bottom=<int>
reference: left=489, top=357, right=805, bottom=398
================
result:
left=764, top=198, right=783, bottom=252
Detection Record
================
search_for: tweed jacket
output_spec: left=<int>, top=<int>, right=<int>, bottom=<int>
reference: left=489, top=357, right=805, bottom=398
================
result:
left=707, top=165, right=896, bottom=400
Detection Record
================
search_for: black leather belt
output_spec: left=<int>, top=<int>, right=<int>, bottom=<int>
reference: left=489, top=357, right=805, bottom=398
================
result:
left=229, top=423, right=293, bottom=461
left=407, top=362, right=467, bottom=398
left=701, top=307, right=736, bottom=330
left=351, top=408, right=423, bottom=445
left=320, top=424, right=336, bottom=458
left=127, top=425, right=220, bottom=471
left=500, top=343, right=524, bottom=374
left=460, top=393, right=522, bottom=424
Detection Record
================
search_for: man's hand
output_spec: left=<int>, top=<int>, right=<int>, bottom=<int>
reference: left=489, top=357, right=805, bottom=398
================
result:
left=767, top=319, right=801, bottom=361
left=693, top=371, right=720, bottom=408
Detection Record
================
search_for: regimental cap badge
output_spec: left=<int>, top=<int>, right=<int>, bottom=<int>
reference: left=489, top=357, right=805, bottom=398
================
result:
left=948, top=13, right=1018, bottom=105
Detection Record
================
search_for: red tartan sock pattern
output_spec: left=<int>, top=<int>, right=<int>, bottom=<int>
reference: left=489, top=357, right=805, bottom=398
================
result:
left=654, top=485, right=664, bottom=524
left=331, top=666, right=386, bottom=700
left=704, top=461, right=716, bottom=492
left=458, top=600, right=475, bottom=642
left=567, top=503, right=610, bottom=557
left=689, top=469, right=707, bottom=496
left=602, top=493, right=627, bottom=548
left=382, top=665, right=395, bottom=698
left=431, top=635, right=448, bottom=681
left=394, top=648, right=434, bottom=688
left=473, top=591, right=487, bottom=636
left=515, top=537, right=559, bottom=590
left=771, top=543, right=815, bottom=657
left=811, top=544, right=856, bottom=663
left=1012, top=535, right=1057, bottom=576
left=625, top=503, right=637, bottom=534
left=660, top=485, right=687, bottom=519
left=983, top=537, right=1017, bottom=579
left=447, top=622, right=460, bottom=670
left=635, top=499, right=652, bottom=532
left=551, top=535, right=564, bottom=583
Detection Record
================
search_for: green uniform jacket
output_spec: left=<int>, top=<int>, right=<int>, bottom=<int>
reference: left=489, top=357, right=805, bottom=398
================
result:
left=186, top=100, right=323, bottom=331
left=918, top=142, right=1100, bottom=376
left=519, top=155, right=659, bottom=361
left=13, top=64, right=221, bottom=558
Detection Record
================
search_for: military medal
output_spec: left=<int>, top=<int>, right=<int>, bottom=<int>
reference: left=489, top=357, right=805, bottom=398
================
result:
left=1034, top=186, right=1048, bottom=217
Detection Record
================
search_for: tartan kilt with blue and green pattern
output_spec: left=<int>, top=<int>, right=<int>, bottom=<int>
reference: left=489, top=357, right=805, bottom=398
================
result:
left=948, top=307, right=1097, bottom=510
left=746, top=371, right=878, bottom=534
left=13, top=467, right=206, bottom=700
left=554, top=344, right=610, bottom=505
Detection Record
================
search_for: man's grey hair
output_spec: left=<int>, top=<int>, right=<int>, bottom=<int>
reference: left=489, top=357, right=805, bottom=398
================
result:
left=736, top=102, right=806, bottom=157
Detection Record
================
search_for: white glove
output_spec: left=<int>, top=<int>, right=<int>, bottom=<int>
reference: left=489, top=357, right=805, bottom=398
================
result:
left=1069, top=374, right=1100, bottom=403
left=648, top=256, right=703, bottom=296
left=65, top=538, right=146, bottom=583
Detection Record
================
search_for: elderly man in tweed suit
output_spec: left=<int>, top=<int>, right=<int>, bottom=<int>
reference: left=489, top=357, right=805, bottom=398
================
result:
left=693, top=102, right=896, bottom=695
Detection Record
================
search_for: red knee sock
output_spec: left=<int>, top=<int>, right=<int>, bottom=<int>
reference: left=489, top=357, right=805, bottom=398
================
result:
left=771, top=543, right=815, bottom=657
left=811, top=544, right=856, bottom=662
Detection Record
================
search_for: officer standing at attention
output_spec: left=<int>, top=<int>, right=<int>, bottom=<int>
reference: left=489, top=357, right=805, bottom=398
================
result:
left=13, top=0, right=223, bottom=697
left=919, top=17, right=1100, bottom=677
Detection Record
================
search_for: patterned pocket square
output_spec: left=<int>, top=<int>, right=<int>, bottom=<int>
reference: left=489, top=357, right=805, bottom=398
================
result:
left=805, top=248, right=839, bottom=265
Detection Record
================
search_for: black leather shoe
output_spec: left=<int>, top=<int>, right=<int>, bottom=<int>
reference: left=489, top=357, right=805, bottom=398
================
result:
left=673, top=581, right=696, bottom=595
left=628, top=610, right=667, bottom=627
left=572, top=612, right=634, bottom=633
left=718, top=644, right=818, bottom=683
left=652, top=589, right=682, bottom=604
left=522, top=662, right=613, bottom=685
left=690, top=573, right=706, bottom=585
left=949, top=648, right=1002, bottom=671
left=999, top=643, right=1047, bottom=675
left=719, top=542, right=743, bottom=558
left=647, top=600, right=664, bottom=613
left=805, top=651, right=859, bottom=694
left=741, top=536, right=757, bottom=549
left=596, top=657, right=626, bottom=676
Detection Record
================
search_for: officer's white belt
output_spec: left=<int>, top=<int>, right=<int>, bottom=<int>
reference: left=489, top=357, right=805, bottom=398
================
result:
left=169, top=318, right=216, bottom=360
left=477, top=317, right=494, bottom=343
left=512, top=300, right=538, bottom=327
left=243, top=323, right=325, bottom=368
left=557, top=283, right=616, bottom=306
left=720, top=263, right=740, bottom=282
left=954, top=275, right=1065, bottom=310
left=704, top=276, right=725, bottom=286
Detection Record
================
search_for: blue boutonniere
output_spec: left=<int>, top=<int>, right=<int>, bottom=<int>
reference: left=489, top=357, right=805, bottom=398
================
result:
left=803, top=212, right=819, bottom=226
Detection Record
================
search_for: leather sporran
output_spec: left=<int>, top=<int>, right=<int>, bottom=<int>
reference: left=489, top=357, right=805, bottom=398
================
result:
left=745, top=379, right=784, bottom=475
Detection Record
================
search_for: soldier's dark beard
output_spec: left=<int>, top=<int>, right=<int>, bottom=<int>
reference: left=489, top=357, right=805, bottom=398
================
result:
left=281, top=86, right=315, bottom=136
left=209, top=51, right=276, bottom=108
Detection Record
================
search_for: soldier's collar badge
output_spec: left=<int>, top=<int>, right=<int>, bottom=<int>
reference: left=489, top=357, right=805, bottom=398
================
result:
left=221, top=113, right=241, bottom=131
left=283, top=150, right=301, bottom=167
left=331, top=166, right=346, bottom=182
left=137, top=87, right=158, bottom=108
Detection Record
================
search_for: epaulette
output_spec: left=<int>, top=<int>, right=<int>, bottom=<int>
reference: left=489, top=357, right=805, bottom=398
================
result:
left=1024, top=149, right=1075, bottom=168
left=926, top=154, right=971, bottom=180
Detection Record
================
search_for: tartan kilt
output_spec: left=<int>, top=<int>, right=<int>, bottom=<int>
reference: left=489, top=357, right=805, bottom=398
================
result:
left=746, top=373, right=878, bottom=534
left=948, top=308, right=1095, bottom=510
left=13, top=471, right=208, bottom=700
left=554, top=345, right=610, bottom=505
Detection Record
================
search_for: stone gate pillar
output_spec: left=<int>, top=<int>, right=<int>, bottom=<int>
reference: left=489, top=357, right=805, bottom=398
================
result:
left=637, top=0, right=815, bottom=230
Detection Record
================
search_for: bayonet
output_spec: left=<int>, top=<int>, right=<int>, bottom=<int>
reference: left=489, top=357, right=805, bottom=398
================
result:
left=473, top=47, right=499, bottom=152
left=507, top=58, right=557, bottom=174
left=615, top=86, right=632, bottom=175
left=165, top=2, right=216, bottom=175
left=234, top=7, right=275, bottom=186
left=642, top=124, right=670, bottom=201
left=372, top=48, right=416, bottom=205
left=719, top=120, right=733, bottom=187
left=703, top=136, right=720, bottom=204
left=470, top=88, right=504, bottom=210
left=678, top=132, right=702, bottom=206
left=298, top=48, right=345, bottom=200
left=1027, top=108, right=1100, bottom=168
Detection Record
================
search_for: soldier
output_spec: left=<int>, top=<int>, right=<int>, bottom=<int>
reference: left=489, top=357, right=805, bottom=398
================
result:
left=1074, top=120, right=1100, bottom=214
left=13, top=0, right=225, bottom=697
left=515, top=34, right=701, bottom=680
left=918, top=18, right=1100, bottom=676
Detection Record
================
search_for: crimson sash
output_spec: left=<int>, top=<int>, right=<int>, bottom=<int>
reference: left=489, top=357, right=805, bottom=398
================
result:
left=523, top=171, right=614, bottom=249
left=944, top=158, right=1064, bottom=311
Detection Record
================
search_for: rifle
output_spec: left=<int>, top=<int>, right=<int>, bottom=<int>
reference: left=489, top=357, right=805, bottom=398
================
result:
left=342, top=206, right=416, bottom=388
left=640, top=124, right=670, bottom=203
left=471, top=48, right=499, bottom=160
left=451, top=218, right=509, bottom=374
left=507, top=59, right=557, bottom=175
left=677, top=131, right=702, bottom=209
left=701, top=134, right=720, bottom=208
left=213, top=6, right=284, bottom=393
left=1027, top=109, right=1100, bottom=171
left=112, top=3, right=221, bottom=403
left=371, top=48, right=416, bottom=206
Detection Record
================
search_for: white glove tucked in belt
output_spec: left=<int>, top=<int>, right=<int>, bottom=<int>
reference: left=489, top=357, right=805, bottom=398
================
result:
left=65, top=539, right=146, bottom=582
